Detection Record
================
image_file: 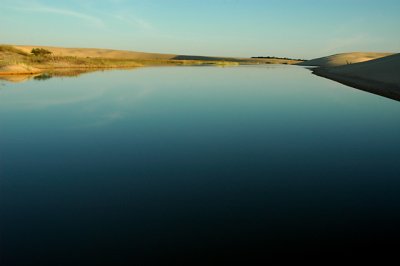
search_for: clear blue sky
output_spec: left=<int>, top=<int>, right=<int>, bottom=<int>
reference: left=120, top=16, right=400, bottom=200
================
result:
left=1, top=0, right=399, bottom=58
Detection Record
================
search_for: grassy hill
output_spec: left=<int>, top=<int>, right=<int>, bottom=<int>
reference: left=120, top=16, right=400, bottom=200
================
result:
left=1, top=44, right=303, bottom=76
left=14, top=45, right=176, bottom=60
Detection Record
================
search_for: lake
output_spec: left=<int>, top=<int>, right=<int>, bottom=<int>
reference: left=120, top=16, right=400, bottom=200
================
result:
left=1, top=65, right=400, bottom=264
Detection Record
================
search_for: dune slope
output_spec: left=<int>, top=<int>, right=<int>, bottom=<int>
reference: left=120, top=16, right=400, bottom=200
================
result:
left=313, top=53, right=400, bottom=101
left=14, top=45, right=176, bottom=60
left=298, top=52, right=393, bottom=67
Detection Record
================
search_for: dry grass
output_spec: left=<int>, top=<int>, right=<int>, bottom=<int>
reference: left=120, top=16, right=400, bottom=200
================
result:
left=14, top=45, right=176, bottom=60
left=0, top=45, right=29, bottom=56
left=1, top=44, right=303, bottom=75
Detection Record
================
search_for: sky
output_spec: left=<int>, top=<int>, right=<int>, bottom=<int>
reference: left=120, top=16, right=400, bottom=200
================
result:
left=1, top=0, right=400, bottom=59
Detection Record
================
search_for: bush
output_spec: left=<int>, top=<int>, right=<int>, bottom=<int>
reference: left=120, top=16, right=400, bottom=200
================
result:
left=31, top=48, right=52, bottom=56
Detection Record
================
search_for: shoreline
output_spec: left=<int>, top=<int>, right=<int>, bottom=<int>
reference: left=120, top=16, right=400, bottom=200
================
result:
left=313, top=68, right=400, bottom=102
left=0, top=45, right=302, bottom=76
left=0, top=60, right=301, bottom=76
left=0, top=65, right=140, bottom=76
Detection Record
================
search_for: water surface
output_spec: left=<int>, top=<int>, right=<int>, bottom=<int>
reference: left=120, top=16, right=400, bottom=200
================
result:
left=1, top=65, right=400, bottom=264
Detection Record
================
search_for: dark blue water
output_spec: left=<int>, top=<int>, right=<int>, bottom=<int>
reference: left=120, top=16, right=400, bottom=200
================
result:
left=1, top=66, right=400, bottom=264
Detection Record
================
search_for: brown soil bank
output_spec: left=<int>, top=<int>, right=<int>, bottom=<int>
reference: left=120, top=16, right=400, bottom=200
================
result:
left=313, top=53, right=400, bottom=101
left=0, top=64, right=42, bottom=75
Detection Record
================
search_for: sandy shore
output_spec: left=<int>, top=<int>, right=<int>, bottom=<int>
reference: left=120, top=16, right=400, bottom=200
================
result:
left=312, top=53, right=400, bottom=101
left=0, top=64, right=42, bottom=75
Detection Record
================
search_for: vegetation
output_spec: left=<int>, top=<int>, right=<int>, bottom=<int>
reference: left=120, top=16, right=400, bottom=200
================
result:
left=31, top=48, right=52, bottom=56
left=1, top=45, right=303, bottom=76
left=1, top=46, right=143, bottom=70
left=252, top=56, right=305, bottom=61
left=33, top=73, right=52, bottom=81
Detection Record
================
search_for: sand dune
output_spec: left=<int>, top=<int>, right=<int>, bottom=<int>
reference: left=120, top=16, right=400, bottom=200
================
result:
left=313, top=53, right=400, bottom=101
left=323, top=53, right=400, bottom=84
left=13, top=45, right=301, bottom=64
left=13, top=45, right=248, bottom=62
left=298, top=52, right=393, bottom=67
left=14, top=45, right=177, bottom=60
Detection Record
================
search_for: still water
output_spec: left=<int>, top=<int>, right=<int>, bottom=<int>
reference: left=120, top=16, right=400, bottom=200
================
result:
left=1, top=65, right=400, bottom=264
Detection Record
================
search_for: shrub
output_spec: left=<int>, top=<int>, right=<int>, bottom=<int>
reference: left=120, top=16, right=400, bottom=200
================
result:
left=31, top=48, right=52, bottom=56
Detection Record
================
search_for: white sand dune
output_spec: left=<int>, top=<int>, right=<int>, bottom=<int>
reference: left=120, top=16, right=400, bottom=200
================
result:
left=325, top=53, right=400, bottom=84
left=298, top=52, right=393, bottom=67
left=313, top=53, right=400, bottom=100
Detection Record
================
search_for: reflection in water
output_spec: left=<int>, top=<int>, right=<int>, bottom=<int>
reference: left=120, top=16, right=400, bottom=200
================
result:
left=0, top=74, right=36, bottom=83
left=34, top=73, right=52, bottom=81
left=0, top=67, right=139, bottom=83
left=46, top=68, right=109, bottom=78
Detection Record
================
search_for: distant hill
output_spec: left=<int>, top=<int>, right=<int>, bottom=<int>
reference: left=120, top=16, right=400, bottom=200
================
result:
left=251, top=56, right=304, bottom=61
left=297, top=52, right=393, bottom=67
left=14, top=45, right=177, bottom=60
left=12, top=45, right=303, bottom=63
left=13, top=45, right=242, bottom=62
